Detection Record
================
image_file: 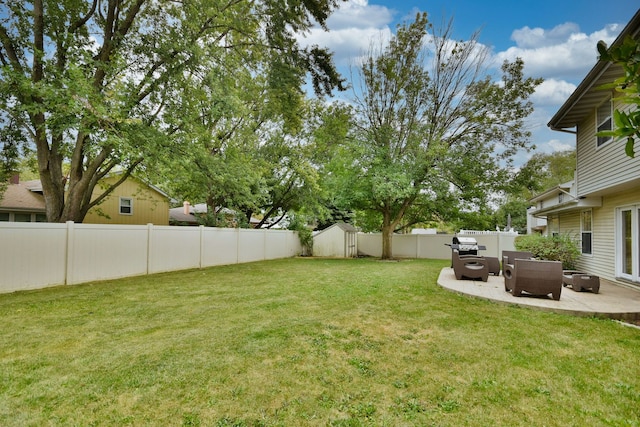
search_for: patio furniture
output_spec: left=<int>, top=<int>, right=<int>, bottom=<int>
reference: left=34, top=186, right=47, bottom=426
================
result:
left=502, top=250, right=533, bottom=267
left=562, top=271, right=600, bottom=293
left=503, top=258, right=563, bottom=300
left=452, top=249, right=489, bottom=282
left=485, top=257, right=501, bottom=276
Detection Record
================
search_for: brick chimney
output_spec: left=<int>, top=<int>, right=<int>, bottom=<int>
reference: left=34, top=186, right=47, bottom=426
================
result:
left=183, top=201, right=191, bottom=215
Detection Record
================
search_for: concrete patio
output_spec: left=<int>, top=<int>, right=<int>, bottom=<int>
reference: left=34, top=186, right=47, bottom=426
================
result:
left=438, top=267, right=640, bottom=322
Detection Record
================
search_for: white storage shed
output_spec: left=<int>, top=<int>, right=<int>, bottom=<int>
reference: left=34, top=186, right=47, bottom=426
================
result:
left=313, top=223, right=358, bottom=258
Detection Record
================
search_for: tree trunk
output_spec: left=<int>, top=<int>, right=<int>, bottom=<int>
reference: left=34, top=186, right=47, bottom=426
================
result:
left=381, top=210, right=394, bottom=260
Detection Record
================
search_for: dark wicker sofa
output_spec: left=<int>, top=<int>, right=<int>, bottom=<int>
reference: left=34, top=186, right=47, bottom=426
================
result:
left=503, top=258, right=563, bottom=300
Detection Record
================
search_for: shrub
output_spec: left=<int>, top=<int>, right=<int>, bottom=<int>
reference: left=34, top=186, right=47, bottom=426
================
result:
left=514, top=233, right=581, bottom=269
left=288, top=215, right=313, bottom=256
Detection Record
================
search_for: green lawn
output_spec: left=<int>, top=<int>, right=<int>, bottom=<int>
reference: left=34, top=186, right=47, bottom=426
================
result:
left=1, top=258, right=639, bottom=426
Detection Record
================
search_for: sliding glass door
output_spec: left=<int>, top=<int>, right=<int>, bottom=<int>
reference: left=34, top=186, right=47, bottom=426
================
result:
left=618, top=206, right=640, bottom=282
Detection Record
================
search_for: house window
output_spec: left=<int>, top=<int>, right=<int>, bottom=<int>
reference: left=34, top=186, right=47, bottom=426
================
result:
left=35, top=214, right=47, bottom=222
left=616, top=206, right=640, bottom=283
left=548, top=216, right=559, bottom=237
left=596, top=98, right=612, bottom=147
left=558, top=193, right=564, bottom=204
left=14, top=213, right=31, bottom=222
left=581, top=210, right=592, bottom=255
left=119, top=197, right=133, bottom=215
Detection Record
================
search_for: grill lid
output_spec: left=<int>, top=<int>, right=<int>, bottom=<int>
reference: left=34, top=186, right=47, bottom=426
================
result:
left=453, top=236, right=477, bottom=245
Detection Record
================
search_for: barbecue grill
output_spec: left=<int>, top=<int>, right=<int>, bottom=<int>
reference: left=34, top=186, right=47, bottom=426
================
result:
left=445, top=236, right=487, bottom=267
left=450, top=236, right=482, bottom=256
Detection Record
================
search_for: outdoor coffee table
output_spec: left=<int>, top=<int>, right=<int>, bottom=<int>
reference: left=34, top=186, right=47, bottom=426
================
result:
left=562, top=271, right=600, bottom=293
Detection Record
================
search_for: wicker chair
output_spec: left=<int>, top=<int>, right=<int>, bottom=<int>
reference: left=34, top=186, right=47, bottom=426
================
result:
left=503, top=258, right=563, bottom=300
left=501, top=250, right=533, bottom=273
left=502, top=251, right=533, bottom=291
left=452, top=249, right=489, bottom=282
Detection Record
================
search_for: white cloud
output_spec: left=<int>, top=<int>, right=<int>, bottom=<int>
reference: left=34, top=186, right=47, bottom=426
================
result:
left=495, top=23, right=623, bottom=82
left=530, top=79, right=577, bottom=106
left=324, top=0, right=394, bottom=30
left=547, top=139, right=574, bottom=152
left=298, top=0, right=395, bottom=66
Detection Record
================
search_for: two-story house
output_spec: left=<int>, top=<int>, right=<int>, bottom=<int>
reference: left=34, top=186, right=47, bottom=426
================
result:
left=531, top=10, right=640, bottom=288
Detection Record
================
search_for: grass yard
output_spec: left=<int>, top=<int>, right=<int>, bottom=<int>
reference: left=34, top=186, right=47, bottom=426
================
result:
left=1, top=258, right=639, bottom=426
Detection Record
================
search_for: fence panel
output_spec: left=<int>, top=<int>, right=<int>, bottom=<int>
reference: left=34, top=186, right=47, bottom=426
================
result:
left=67, top=223, right=150, bottom=285
left=238, top=229, right=266, bottom=263
left=417, top=234, right=453, bottom=259
left=148, top=225, right=202, bottom=274
left=0, top=222, right=67, bottom=292
left=357, top=234, right=382, bottom=258
left=391, top=235, right=418, bottom=258
left=265, top=230, right=297, bottom=260
left=202, top=227, right=239, bottom=267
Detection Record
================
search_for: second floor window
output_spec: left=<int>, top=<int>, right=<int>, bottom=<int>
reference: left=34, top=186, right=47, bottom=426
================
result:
left=596, top=98, right=612, bottom=147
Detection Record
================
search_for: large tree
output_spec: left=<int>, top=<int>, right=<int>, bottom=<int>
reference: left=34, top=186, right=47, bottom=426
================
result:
left=343, top=14, right=542, bottom=259
left=0, top=0, right=345, bottom=222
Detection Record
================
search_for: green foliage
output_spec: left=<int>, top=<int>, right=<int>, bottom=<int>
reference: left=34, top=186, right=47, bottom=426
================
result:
left=596, top=36, right=640, bottom=158
left=0, top=0, right=345, bottom=222
left=496, top=150, right=576, bottom=234
left=287, top=214, right=313, bottom=256
left=511, top=150, right=576, bottom=198
left=514, top=233, right=581, bottom=269
left=335, top=14, right=541, bottom=257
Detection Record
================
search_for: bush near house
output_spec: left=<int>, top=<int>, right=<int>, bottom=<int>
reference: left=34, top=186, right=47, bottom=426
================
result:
left=515, top=233, right=581, bottom=269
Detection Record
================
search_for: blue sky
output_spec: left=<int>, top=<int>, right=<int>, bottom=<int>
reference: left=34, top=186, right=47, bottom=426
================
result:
left=300, top=0, right=639, bottom=167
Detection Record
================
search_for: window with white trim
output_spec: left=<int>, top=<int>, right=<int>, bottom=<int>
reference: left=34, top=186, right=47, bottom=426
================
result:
left=596, top=98, right=612, bottom=147
left=581, top=210, right=592, bottom=255
left=119, top=197, right=133, bottom=215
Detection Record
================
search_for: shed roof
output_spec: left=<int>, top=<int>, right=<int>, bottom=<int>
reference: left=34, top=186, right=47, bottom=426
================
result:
left=315, top=222, right=358, bottom=236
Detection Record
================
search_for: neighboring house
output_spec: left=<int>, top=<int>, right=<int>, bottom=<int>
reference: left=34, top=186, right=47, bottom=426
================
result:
left=169, top=202, right=207, bottom=226
left=84, top=173, right=170, bottom=225
left=530, top=10, right=640, bottom=288
left=169, top=202, right=263, bottom=227
left=1, top=173, right=170, bottom=225
left=0, top=175, right=46, bottom=222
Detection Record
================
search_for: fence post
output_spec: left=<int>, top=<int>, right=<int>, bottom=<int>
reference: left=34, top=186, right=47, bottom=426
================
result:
left=146, top=223, right=153, bottom=275
left=236, top=228, right=240, bottom=264
left=65, top=221, right=74, bottom=285
left=199, top=225, right=205, bottom=269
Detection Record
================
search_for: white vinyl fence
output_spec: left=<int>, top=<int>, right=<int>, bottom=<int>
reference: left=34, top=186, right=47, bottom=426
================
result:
left=0, top=222, right=301, bottom=294
left=356, top=232, right=518, bottom=260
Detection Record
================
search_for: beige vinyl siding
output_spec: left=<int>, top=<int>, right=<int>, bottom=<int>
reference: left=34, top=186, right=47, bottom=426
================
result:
left=85, top=176, right=169, bottom=225
left=576, top=99, right=640, bottom=196
left=558, top=213, right=579, bottom=237
left=568, top=190, right=640, bottom=287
